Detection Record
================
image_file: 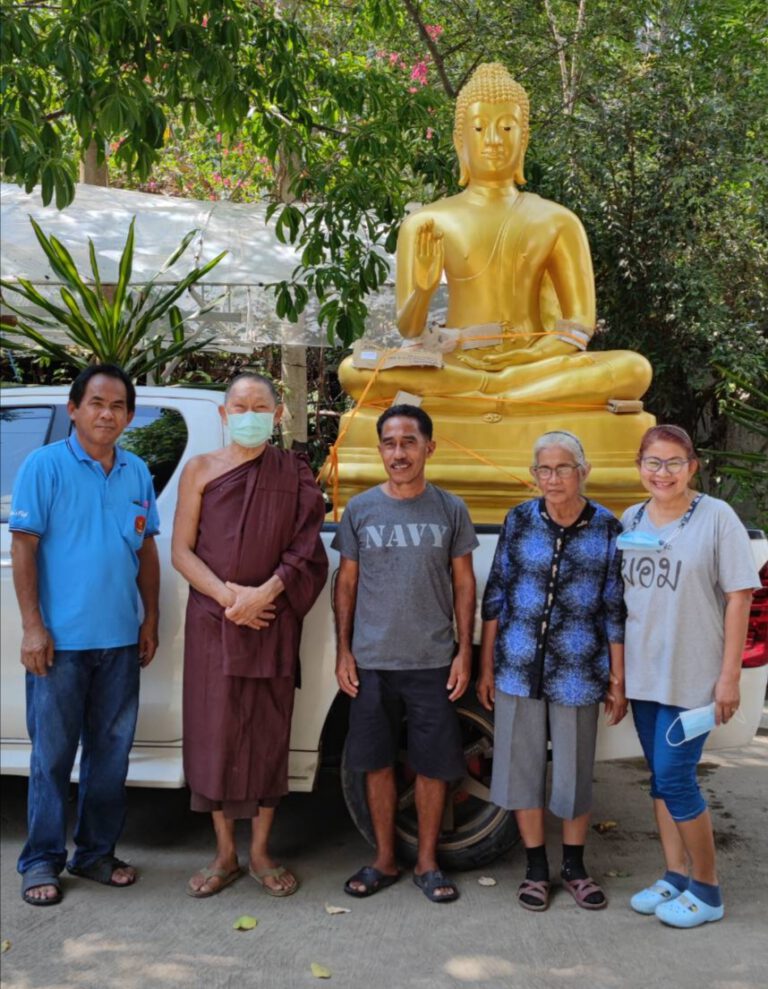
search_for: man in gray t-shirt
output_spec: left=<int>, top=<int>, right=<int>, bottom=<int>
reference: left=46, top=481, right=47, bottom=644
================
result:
left=333, top=404, right=477, bottom=904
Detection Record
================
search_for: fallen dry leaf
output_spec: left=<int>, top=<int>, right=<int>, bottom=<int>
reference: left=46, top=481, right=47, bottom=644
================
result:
left=477, top=876, right=497, bottom=887
left=1, top=940, right=10, bottom=953
left=232, top=915, right=258, bottom=931
left=311, top=962, right=332, bottom=979
left=593, top=820, right=618, bottom=834
left=324, top=903, right=350, bottom=915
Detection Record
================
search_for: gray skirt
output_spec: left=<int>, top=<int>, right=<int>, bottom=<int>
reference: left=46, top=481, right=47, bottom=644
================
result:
left=491, top=692, right=600, bottom=820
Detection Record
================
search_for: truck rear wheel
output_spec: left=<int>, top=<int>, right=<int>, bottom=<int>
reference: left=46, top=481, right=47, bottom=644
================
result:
left=340, top=692, right=519, bottom=871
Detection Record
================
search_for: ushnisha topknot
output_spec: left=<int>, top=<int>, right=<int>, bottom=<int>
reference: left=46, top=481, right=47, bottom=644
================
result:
left=454, top=62, right=530, bottom=186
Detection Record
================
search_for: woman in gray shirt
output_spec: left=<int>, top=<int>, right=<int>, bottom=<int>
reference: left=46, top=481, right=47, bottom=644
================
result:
left=620, top=425, right=759, bottom=929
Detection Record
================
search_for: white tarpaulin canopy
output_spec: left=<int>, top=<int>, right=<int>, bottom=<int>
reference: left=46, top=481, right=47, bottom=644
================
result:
left=0, top=183, right=420, bottom=351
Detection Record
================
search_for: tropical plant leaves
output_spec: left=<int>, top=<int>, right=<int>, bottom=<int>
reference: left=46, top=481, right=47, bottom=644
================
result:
left=0, top=216, right=223, bottom=381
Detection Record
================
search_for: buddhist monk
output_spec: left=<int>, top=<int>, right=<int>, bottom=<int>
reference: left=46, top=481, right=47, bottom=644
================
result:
left=172, top=372, right=328, bottom=898
left=340, top=62, right=651, bottom=413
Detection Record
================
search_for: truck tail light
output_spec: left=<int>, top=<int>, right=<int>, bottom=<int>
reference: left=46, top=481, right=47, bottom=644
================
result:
left=742, top=561, right=768, bottom=668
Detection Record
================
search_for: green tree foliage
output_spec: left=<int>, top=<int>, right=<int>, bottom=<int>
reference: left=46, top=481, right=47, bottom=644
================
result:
left=3, top=0, right=766, bottom=490
left=1, top=0, right=254, bottom=206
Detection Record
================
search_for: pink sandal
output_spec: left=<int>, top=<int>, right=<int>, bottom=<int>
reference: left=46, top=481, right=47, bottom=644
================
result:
left=561, top=876, right=607, bottom=910
left=517, top=878, right=551, bottom=911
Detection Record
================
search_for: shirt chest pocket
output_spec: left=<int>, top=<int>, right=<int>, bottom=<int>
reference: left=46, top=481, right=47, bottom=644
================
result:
left=122, top=502, right=149, bottom=551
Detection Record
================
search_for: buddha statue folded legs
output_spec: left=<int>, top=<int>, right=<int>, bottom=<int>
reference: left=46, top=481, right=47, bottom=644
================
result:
left=339, top=348, right=652, bottom=417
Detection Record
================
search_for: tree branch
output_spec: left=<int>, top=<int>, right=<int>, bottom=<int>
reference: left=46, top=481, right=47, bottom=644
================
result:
left=568, top=0, right=587, bottom=112
left=401, top=0, right=456, bottom=98
left=455, top=54, right=484, bottom=95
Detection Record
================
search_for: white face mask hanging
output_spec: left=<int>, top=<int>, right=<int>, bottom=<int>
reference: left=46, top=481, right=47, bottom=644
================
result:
left=665, top=703, right=745, bottom=747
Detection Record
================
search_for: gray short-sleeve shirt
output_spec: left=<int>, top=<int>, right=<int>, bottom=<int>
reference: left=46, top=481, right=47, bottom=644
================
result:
left=332, top=484, right=478, bottom=670
left=621, top=495, right=760, bottom=708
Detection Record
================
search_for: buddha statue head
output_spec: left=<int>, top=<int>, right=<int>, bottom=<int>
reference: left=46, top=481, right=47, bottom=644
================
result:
left=453, top=62, right=530, bottom=187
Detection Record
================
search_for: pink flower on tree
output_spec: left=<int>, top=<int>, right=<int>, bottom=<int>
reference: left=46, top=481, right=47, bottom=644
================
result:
left=425, top=25, right=443, bottom=41
left=410, top=61, right=428, bottom=85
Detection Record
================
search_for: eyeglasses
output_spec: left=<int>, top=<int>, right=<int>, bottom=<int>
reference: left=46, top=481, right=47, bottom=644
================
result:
left=530, top=464, right=581, bottom=480
left=639, top=457, right=691, bottom=474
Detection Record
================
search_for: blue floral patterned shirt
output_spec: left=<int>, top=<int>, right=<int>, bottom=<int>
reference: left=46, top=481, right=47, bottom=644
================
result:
left=482, top=499, right=625, bottom=706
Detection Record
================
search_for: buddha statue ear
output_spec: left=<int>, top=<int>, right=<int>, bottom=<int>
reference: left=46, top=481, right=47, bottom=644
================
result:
left=513, top=137, right=528, bottom=186
left=454, top=134, right=470, bottom=187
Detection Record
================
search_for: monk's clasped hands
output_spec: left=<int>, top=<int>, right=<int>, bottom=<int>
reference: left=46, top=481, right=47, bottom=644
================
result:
left=224, top=581, right=277, bottom=629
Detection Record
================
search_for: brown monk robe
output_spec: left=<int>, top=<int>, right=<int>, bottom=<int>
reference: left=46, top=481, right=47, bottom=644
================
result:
left=183, top=444, right=328, bottom=817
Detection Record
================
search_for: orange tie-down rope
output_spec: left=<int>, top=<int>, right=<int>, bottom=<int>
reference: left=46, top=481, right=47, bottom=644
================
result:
left=432, top=433, right=538, bottom=491
left=317, top=350, right=395, bottom=520
left=317, top=331, right=607, bottom=519
left=445, top=327, right=588, bottom=347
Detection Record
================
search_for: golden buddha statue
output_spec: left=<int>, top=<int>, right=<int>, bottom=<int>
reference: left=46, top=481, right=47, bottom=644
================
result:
left=327, top=63, right=655, bottom=521
left=339, top=62, right=651, bottom=412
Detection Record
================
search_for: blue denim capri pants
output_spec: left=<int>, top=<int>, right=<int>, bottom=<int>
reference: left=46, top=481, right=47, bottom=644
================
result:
left=631, top=699, right=709, bottom=822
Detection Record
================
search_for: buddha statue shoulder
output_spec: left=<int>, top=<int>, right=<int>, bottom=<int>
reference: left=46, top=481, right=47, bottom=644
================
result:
left=340, top=62, right=651, bottom=414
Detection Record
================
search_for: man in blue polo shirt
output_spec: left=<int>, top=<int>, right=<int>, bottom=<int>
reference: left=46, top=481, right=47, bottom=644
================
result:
left=9, top=364, right=160, bottom=906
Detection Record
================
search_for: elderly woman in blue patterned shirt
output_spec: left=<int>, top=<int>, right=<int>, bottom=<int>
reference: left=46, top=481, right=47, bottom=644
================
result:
left=477, top=430, right=627, bottom=912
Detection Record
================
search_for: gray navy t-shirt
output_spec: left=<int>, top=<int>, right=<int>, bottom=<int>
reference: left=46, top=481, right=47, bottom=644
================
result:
left=332, top=483, right=478, bottom=670
left=621, top=495, right=760, bottom=709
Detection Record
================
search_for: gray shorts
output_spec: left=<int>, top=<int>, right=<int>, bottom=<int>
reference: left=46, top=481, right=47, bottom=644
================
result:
left=490, top=692, right=600, bottom=820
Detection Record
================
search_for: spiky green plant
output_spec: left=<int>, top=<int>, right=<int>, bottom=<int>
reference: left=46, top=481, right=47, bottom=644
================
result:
left=0, top=216, right=226, bottom=380
left=701, top=366, right=768, bottom=528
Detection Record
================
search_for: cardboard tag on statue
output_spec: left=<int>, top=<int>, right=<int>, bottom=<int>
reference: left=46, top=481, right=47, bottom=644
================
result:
left=351, top=339, right=444, bottom=370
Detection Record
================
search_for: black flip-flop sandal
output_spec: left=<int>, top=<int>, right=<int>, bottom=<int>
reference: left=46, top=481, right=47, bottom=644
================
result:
left=67, top=855, right=136, bottom=887
left=21, top=868, right=62, bottom=907
left=413, top=869, right=459, bottom=903
left=343, top=865, right=400, bottom=898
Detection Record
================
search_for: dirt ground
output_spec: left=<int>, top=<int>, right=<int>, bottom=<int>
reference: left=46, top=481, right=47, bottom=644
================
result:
left=1, top=728, right=767, bottom=989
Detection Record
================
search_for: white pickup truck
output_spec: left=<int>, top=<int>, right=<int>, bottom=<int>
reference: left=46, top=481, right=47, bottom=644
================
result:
left=2, top=386, right=767, bottom=869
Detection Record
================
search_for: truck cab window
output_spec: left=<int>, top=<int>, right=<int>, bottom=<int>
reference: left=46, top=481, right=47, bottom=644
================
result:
left=110, top=406, right=188, bottom=498
left=0, top=407, right=54, bottom=522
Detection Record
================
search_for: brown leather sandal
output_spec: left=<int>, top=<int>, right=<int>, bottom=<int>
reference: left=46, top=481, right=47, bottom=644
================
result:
left=561, top=876, right=607, bottom=910
left=517, top=878, right=551, bottom=911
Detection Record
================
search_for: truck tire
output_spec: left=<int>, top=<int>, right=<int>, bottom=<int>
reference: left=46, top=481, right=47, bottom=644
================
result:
left=340, top=692, right=519, bottom=871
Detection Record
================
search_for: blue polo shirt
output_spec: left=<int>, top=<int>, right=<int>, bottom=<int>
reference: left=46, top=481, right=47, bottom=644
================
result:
left=9, top=432, right=160, bottom=650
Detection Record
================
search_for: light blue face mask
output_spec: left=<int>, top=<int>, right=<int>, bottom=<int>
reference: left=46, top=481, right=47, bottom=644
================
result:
left=616, top=531, right=665, bottom=552
left=668, top=701, right=747, bottom=746
left=226, top=411, right=274, bottom=448
left=666, top=703, right=746, bottom=746
left=666, top=703, right=717, bottom=746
